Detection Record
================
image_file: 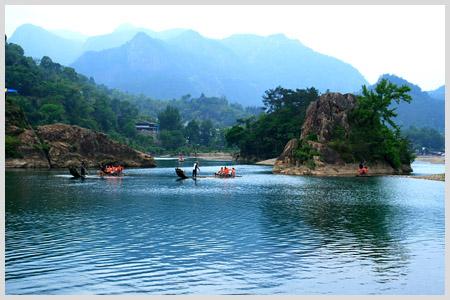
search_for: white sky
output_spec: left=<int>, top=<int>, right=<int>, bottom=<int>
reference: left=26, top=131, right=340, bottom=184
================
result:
left=5, top=5, right=446, bottom=91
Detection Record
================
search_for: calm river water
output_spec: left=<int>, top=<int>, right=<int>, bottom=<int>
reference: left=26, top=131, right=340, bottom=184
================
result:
left=5, top=159, right=445, bottom=294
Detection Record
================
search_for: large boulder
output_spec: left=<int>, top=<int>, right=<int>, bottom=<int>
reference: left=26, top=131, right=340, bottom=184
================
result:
left=300, top=92, right=357, bottom=143
left=6, top=123, right=156, bottom=168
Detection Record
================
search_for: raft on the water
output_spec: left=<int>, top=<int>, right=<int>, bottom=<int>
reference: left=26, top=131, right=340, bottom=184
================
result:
left=68, top=167, right=85, bottom=179
left=175, top=168, right=189, bottom=179
left=175, top=168, right=241, bottom=179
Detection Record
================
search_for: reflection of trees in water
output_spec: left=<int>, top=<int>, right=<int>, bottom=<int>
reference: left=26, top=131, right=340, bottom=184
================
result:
left=258, top=177, right=410, bottom=281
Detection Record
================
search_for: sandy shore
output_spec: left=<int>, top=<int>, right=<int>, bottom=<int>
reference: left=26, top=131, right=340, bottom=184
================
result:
left=408, top=174, right=445, bottom=181
left=191, top=152, right=234, bottom=161
left=255, top=158, right=277, bottom=166
left=415, top=155, right=445, bottom=164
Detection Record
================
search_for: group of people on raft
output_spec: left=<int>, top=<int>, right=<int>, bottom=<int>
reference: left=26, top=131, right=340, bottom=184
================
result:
left=215, top=166, right=236, bottom=178
left=99, top=164, right=124, bottom=176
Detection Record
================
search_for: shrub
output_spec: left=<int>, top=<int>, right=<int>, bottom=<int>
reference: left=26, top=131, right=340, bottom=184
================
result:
left=5, top=135, right=22, bottom=158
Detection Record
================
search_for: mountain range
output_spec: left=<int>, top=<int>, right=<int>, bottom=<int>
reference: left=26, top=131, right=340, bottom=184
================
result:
left=8, top=23, right=445, bottom=131
left=10, top=23, right=368, bottom=106
left=373, top=74, right=444, bottom=132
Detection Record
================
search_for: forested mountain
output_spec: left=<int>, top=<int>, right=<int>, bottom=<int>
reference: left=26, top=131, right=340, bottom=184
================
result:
left=5, top=40, right=255, bottom=153
left=426, top=85, right=445, bottom=100
left=9, top=24, right=188, bottom=65
left=10, top=23, right=368, bottom=106
left=221, top=34, right=367, bottom=96
left=9, top=24, right=444, bottom=130
left=370, top=74, right=444, bottom=132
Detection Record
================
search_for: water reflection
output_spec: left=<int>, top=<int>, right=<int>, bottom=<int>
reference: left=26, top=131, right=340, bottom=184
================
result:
left=258, top=177, right=410, bottom=282
left=5, top=164, right=444, bottom=294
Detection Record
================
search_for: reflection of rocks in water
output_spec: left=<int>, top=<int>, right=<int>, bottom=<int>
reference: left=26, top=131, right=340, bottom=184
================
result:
left=258, top=177, right=410, bottom=280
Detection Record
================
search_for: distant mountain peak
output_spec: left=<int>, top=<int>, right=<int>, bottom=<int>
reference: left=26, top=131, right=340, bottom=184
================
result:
left=129, top=32, right=155, bottom=43
left=378, top=74, right=423, bottom=93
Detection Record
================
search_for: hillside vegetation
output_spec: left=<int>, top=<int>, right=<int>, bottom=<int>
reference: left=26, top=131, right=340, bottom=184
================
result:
left=5, top=40, right=255, bottom=155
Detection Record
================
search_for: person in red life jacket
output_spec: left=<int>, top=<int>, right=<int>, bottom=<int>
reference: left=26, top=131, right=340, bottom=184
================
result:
left=223, top=166, right=230, bottom=177
left=358, top=161, right=368, bottom=175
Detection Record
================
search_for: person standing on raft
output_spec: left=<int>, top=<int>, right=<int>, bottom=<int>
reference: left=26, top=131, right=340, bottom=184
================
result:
left=80, top=161, right=88, bottom=177
left=192, top=161, right=200, bottom=178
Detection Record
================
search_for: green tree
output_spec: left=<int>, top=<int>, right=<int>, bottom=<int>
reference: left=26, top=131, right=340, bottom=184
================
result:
left=158, top=106, right=182, bottom=131
left=226, top=87, right=318, bottom=160
left=355, top=79, right=412, bottom=132
left=335, top=79, right=415, bottom=168
left=184, top=119, right=201, bottom=145
left=38, top=103, right=65, bottom=124
left=402, top=126, right=444, bottom=151
left=159, top=130, right=185, bottom=150
left=199, top=119, right=214, bottom=146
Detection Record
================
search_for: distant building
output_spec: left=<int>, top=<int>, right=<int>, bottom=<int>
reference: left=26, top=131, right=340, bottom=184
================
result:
left=136, top=121, right=159, bottom=136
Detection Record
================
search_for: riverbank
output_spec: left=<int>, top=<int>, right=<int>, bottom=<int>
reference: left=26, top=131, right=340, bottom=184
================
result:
left=255, top=158, right=277, bottom=165
left=409, top=173, right=445, bottom=181
left=195, top=152, right=234, bottom=161
left=415, top=155, right=445, bottom=164
left=157, top=152, right=234, bottom=161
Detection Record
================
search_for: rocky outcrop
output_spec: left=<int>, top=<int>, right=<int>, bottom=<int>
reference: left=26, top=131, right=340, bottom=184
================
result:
left=6, top=125, right=50, bottom=168
left=6, top=123, right=156, bottom=168
left=300, top=93, right=357, bottom=143
left=273, top=92, right=412, bottom=176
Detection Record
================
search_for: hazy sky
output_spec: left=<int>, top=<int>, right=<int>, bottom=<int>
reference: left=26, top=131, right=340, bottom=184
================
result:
left=5, top=5, right=445, bottom=90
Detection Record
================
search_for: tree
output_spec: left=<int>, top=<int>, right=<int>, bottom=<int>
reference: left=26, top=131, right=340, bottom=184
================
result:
left=159, top=130, right=185, bottom=150
left=184, top=119, right=200, bottom=145
left=226, top=87, right=319, bottom=160
left=38, top=103, right=65, bottom=124
left=199, top=119, right=214, bottom=146
left=158, top=106, right=182, bottom=131
left=402, top=126, right=444, bottom=151
left=356, top=79, right=412, bottom=132
left=341, top=79, right=414, bottom=168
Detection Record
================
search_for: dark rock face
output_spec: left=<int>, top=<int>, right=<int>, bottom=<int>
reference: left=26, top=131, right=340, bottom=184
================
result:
left=6, top=123, right=156, bottom=168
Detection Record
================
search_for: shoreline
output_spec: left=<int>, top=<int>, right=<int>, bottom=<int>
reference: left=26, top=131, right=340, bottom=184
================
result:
left=255, top=158, right=277, bottom=166
left=156, top=152, right=234, bottom=161
left=408, top=173, right=445, bottom=181
left=414, top=155, right=445, bottom=164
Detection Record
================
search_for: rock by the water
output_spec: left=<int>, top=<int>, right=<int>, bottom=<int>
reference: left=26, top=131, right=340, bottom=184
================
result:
left=300, top=92, right=357, bottom=143
left=273, top=92, right=412, bottom=176
left=6, top=123, right=156, bottom=168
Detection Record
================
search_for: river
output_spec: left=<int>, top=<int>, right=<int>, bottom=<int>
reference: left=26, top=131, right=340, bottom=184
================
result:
left=5, top=159, right=445, bottom=294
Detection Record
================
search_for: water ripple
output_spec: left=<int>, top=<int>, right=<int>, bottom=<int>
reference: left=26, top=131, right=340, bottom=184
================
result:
left=5, top=162, right=445, bottom=294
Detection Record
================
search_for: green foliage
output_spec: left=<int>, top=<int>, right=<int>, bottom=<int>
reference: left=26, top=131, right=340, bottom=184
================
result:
left=305, top=133, right=318, bottom=142
left=157, top=106, right=182, bottom=131
left=38, top=103, right=66, bottom=124
left=159, top=130, right=186, bottom=150
left=5, top=135, right=22, bottom=158
left=355, top=79, right=412, bottom=132
left=6, top=41, right=141, bottom=142
left=5, top=41, right=258, bottom=155
left=132, top=94, right=259, bottom=128
left=225, top=86, right=319, bottom=160
left=293, top=141, right=319, bottom=166
left=184, top=120, right=201, bottom=145
left=329, top=79, right=415, bottom=169
left=402, top=126, right=444, bottom=152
